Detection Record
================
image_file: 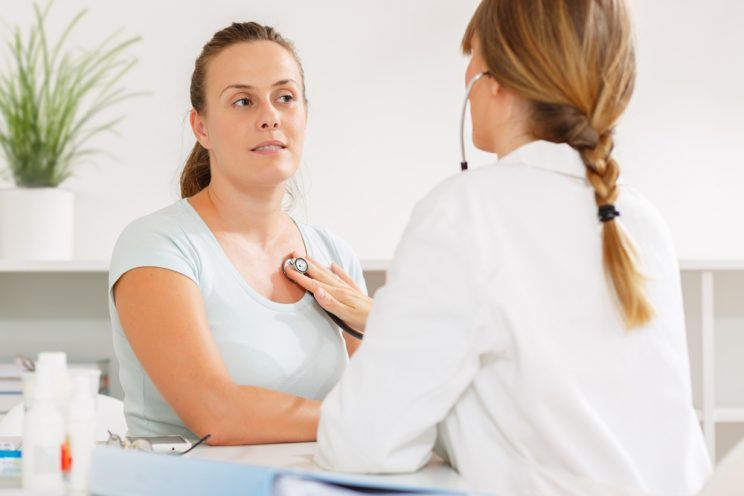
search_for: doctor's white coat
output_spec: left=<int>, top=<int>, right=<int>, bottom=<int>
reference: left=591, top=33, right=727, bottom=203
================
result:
left=316, top=140, right=711, bottom=496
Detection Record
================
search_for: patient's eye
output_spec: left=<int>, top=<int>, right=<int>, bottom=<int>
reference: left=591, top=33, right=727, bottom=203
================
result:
left=277, top=94, right=295, bottom=104
left=233, top=97, right=252, bottom=107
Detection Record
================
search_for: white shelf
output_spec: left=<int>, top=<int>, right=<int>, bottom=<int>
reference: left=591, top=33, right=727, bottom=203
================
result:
left=2, top=258, right=743, bottom=274
left=715, top=408, right=744, bottom=423
left=0, top=259, right=391, bottom=273
left=0, top=259, right=109, bottom=273
left=696, top=408, right=744, bottom=423
left=360, top=259, right=390, bottom=272
left=679, top=259, right=744, bottom=271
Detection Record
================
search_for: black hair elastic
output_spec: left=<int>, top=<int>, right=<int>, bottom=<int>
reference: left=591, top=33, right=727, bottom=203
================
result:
left=598, top=204, right=620, bottom=223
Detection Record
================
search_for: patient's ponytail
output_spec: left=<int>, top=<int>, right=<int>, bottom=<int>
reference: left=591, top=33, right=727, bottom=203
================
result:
left=181, top=143, right=211, bottom=198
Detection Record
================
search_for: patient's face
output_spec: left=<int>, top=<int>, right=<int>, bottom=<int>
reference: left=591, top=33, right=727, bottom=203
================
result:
left=196, top=41, right=307, bottom=191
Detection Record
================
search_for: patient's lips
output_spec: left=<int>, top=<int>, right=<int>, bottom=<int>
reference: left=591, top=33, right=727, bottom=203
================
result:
left=251, top=139, right=287, bottom=155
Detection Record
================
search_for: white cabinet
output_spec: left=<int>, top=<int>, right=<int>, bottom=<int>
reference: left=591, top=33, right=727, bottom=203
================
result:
left=1, top=260, right=742, bottom=462
left=680, top=261, right=744, bottom=462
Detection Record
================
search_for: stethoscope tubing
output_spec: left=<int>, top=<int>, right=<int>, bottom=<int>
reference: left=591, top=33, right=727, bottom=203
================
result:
left=460, top=71, right=490, bottom=171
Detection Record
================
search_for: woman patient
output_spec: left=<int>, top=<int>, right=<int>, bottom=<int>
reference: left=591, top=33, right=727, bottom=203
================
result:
left=108, top=22, right=365, bottom=445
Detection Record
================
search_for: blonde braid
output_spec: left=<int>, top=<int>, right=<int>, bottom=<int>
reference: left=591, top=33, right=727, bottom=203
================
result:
left=580, top=133, right=619, bottom=205
left=579, top=130, right=654, bottom=328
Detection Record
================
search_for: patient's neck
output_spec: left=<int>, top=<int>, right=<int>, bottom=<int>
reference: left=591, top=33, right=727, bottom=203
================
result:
left=191, top=178, right=289, bottom=247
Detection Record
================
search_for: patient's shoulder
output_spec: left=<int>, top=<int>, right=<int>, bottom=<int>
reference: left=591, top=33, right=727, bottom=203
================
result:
left=110, top=200, right=201, bottom=289
left=115, top=200, right=194, bottom=245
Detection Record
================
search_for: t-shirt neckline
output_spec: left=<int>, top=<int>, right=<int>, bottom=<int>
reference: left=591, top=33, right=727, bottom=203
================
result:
left=180, top=198, right=314, bottom=312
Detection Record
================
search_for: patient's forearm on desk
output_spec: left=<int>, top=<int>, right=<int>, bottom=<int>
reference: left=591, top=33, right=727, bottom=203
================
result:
left=184, top=381, right=321, bottom=446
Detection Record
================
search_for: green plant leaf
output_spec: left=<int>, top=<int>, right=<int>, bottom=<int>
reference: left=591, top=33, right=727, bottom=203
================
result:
left=0, top=0, right=141, bottom=187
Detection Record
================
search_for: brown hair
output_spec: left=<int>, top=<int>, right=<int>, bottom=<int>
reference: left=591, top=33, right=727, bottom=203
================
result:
left=180, top=22, right=307, bottom=198
left=463, top=0, right=652, bottom=328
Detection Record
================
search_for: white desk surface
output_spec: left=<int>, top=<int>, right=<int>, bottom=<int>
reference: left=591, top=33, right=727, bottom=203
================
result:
left=185, top=441, right=468, bottom=491
left=0, top=442, right=467, bottom=494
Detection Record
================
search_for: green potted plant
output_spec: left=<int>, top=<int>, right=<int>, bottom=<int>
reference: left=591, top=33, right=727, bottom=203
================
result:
left=0, top=1, right=141, bottom=260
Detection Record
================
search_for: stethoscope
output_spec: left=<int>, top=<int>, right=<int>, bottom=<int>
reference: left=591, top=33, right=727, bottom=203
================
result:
left=460, top=71, right=490, bottom=171
left=283, top=71, right=490, bottom=341
left=283, top=257, right=365, bottom=341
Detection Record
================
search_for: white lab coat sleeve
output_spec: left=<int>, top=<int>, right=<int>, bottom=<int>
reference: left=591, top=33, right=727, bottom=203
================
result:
left=316, top=178, right=501, bottom=474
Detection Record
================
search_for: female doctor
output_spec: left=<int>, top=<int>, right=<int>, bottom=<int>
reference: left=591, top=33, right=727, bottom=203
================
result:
left=284, top=0, right=712, bottom=494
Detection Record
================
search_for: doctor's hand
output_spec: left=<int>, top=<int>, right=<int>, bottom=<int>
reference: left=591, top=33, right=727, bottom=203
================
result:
left=284, top=254, right=373, bottom=333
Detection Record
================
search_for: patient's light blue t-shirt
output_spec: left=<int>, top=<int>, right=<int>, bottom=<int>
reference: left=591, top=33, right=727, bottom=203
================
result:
left=108, top=199, right=366, bottom=439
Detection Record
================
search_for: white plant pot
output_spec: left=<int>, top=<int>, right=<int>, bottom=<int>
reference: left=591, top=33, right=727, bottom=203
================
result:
left=0, top=188, right=74, bottom=260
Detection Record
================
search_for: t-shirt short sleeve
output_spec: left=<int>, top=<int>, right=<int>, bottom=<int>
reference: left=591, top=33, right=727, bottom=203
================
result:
left=108, top=213, right=200, bottom=303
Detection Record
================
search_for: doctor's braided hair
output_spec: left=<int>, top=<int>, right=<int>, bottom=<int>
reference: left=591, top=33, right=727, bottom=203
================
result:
left=463, top=0, right=653, bottom=328
left=180, top=22, right=306, bottom=199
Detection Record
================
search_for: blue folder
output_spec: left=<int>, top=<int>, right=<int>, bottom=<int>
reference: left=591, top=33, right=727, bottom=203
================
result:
left=89, top=446, right=473, bottom=496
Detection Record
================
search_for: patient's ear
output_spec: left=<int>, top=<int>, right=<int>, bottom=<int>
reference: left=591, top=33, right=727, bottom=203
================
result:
left=189, top=109, right=211, bottom=149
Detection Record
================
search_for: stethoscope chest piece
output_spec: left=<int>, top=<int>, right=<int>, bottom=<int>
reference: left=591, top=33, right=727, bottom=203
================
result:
left=283, top=257, right=309, bottom=276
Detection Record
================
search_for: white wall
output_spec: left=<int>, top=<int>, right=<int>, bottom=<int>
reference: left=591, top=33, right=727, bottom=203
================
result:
left=1, top=0, right=486, bottom=261
left=1, top=0, right=742, bottom=261
left=620, top=0, right=744, bottom=261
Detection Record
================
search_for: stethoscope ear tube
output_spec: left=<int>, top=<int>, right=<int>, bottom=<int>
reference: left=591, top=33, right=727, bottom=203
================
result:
left=284, top=257, right=364, bottom=340
left=460, top=71, right=490, bottom=171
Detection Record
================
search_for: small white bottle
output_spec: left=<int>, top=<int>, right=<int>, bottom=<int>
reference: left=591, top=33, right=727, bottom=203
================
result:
left=67, top=374, right=97, bottom=494
left=22, top=353, right=67, bottom=491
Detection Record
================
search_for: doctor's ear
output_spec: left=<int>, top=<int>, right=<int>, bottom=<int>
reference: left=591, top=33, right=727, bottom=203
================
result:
left=488, top=76, right=501, bottom=98
left=189, top=109, right=211, bottom=150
